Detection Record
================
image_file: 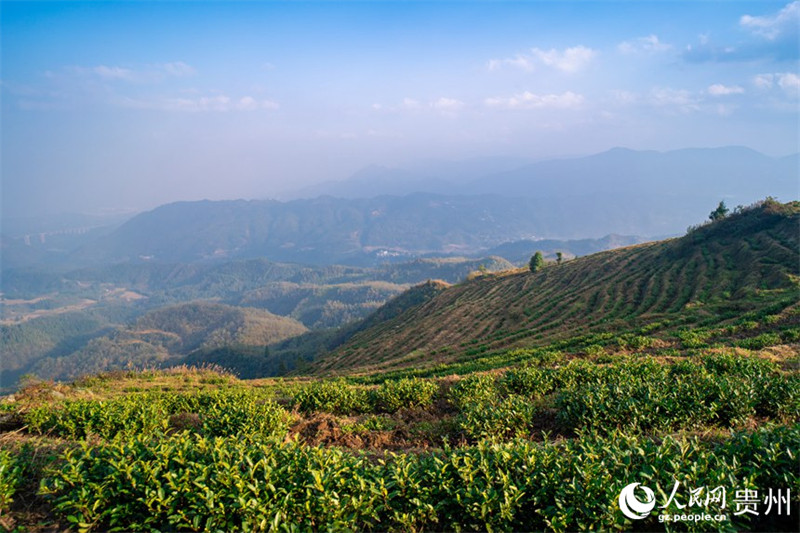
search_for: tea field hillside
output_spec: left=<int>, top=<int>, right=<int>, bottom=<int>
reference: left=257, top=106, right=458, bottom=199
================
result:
left=315, top=199, right=799, bottom=376
left=0, top=200, right=798, bottom=531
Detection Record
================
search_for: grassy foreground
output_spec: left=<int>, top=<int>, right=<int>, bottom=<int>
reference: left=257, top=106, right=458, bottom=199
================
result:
left=1, top=345, right=798, bottom=531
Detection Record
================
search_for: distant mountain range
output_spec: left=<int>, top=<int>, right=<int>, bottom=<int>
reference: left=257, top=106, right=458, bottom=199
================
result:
left=289, top=146, right=797, bottom=202
left=70, top=147, right=800, bottom=266
left=287, top=156, right=536, bottom=198
left=2, top=147, right=794, bottom=269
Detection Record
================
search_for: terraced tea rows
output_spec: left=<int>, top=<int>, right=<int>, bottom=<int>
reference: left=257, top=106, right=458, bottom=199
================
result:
left=318, top=201, right=799, bottom=374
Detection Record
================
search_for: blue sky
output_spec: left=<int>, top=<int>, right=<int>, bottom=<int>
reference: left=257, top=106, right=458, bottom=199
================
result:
left=2, top=1, right=798, bottom=217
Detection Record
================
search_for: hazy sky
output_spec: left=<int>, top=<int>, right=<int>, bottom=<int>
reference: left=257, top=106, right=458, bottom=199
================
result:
left=2, top=1, right=798, bottom=217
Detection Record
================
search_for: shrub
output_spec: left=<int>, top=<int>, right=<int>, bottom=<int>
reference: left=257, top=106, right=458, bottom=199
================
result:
left=0, top=448, right=22, bottom=514
left=738, top=332, right=782, bottom=350
left=371, top=378, right=438, bottom=412
left=25, top=390, right=291, bottom=439
left=39, top=425, right=800, bottom=532
left=499, top=365, right=555, bottom=397
left=448, top=374, right=498, bottom=410
left=292, top=380, right=372, bottom=414
left=457, top=394, right=538, bottom=440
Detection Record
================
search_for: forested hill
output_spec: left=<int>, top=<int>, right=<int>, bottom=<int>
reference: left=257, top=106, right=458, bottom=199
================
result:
left=314, top=200, right=800, bottom=374
left=27, top=302, right=308, bottom=382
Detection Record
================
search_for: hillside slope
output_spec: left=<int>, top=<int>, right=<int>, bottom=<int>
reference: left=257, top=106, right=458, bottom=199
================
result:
left=29, top=302, right=307, bottom=381
left=315, top=200, right=800, bottom=374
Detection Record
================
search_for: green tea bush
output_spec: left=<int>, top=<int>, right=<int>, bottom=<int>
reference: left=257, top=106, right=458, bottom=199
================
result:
left=371, top=378, right=438, bottom=412
left=457, top=394, right=538, bottom=440
left=42, top=434, right=386, bottom=532
left=448, top=374, right=498, bottom=410
left=615, top=334, right=656, bottom=350
left=341, top=415, right=396, bottom=434
left=677, top=328, right=713, bottom=348
left=555, top=356, right=793, bottom=432
left=292, top=379, right=372, bottom=414
left=737, top=332, right=782, bottom=350
left=550, top=359, right=606, bottom=390
left=41, top=425, right=800, bottom=532
left=701, top=352, right=777, bottom=379
left=0, top=448, right=22, bottom=514
left=25, top=395, right=168, bottom=439
left=756, top=373, right=800, bottom=420
left=498, top=365, right=555, bottom=397
left=781, top=327, right=800, bottom=342
left=188, top=390, right=291, bottom=437
left=25, top=390, right=291, bottom=440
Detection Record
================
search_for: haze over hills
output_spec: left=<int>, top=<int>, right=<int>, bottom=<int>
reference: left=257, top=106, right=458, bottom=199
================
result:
left=464, top=147, right=798, bottom=200
left=288, top=147, right=797, bottom=202
left=1, top=147, right=797, bottom=389
left=0, top=255, right=514, bottom=388
left=2, top=147, right=795, bottom=270
left=287, top=156, right=536, bottom=199
left=314, top=200, right=800, bottom=375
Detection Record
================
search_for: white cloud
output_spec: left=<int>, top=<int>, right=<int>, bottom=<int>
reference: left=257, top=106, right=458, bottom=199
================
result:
left=160, top=62, right=196, bottom=77
left=740, top=1, right=799, bottom=40
left=533, top=46, right=597, bottom=73
left=610, top=90, right=639, bottom=105
left=235, top=96, right=279, bottom=111
left=121, top=94, right=279, bottom=112
left=70, top=62, right=197, bottom=83
left=488, top=46, right=597, bottom=73
left=618, top=35, right=672, bottom=54
left=753, top=74, right=775, bottom=89
left=753, top=72, right=800, bottom=94
left=714, top=104, right=737, bottom=116
left=648, top=87, right=700, bottom=112
left=485, top=91, right=585, bottom=110
left=777, top=72, right=800, bottom=91
left=431, top=97, right=464, bottom=111
left=402, top=97, right=421, bottom=110
left=708, top=84, right=745, bottom=96
left=395, top=97, right=465, bottom=116
left=429, top=97, right=465, bottom=117
left=92, top=65, right=136, bottom=81
left=487, top=55, right=531, bottom=71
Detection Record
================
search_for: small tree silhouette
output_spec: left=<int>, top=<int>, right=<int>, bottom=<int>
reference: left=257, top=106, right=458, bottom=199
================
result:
left=556, top=252, right=563, bottom=265
left=529, top=251, right=545, bottom=272
left=709, top=201, right=729, bottom=221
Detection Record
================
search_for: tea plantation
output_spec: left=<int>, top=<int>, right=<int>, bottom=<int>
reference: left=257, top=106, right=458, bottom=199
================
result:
left=1, top=200, right=798, bottom=531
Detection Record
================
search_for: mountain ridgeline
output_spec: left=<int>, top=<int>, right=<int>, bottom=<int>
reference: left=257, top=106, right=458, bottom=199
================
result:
left=4, top=147, right=787, bottom=269
left=313, top=200, right=800, bottom=375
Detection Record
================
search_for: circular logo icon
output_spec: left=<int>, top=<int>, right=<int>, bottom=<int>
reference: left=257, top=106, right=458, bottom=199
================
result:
left=619, top=482, right=656, bottom=520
